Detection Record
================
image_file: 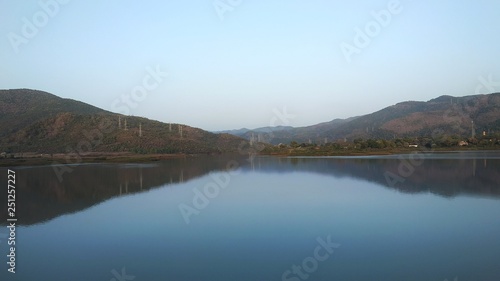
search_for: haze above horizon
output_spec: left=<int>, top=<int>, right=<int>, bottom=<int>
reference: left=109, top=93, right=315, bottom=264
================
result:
left=2, top=0, right=500, bottom=131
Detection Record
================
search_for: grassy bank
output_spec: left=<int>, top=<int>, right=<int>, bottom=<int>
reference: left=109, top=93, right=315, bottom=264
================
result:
left=261, top=146, right=500, bottom=157
left=2, top=146, right=499, bottom=167
left=0, top=152, right=190, bottom=167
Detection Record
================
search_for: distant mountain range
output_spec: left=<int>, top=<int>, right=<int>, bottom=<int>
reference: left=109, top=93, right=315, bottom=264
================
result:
left=215, top=125, right=295, bottom=137
left=223, top=93, right=500, bottom=144
left=0, top=89, right=244, bottom=154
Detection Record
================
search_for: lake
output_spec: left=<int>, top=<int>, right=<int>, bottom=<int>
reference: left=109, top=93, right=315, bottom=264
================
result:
left=1, top=151, right=500, bottom=281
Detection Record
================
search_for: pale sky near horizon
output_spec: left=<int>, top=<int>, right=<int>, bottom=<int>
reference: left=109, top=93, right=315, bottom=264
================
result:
left=1, top=0, right=500, bottom=131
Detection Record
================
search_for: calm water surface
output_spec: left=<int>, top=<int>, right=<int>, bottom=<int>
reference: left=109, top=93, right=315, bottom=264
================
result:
left=1, top=151, right=499, bottom=281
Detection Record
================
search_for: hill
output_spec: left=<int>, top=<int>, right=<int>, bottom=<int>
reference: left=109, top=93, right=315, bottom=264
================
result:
left=328, top=93, right=500, bottom=140
left=0, top=89, right=245, bottom=154
left=228, top=93, right=500, bottom=144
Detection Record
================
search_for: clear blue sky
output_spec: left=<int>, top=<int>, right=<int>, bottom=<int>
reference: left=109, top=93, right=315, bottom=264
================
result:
left=1, top=0, right=499, bottom=131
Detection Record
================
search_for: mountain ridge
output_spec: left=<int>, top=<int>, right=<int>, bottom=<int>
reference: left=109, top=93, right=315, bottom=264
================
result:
left=223, top=93, right=500, bottom=144
left=0, top=89, right=245, bottom=154
left=2, top=89, right=500, bottom=153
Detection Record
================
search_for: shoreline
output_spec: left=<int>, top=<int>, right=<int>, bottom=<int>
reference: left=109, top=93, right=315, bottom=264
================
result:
left=261, top=146, right=500, bottom=157
left=1, top=147, right=499, bottom=167
left=0, top=152, right=191, bottom=167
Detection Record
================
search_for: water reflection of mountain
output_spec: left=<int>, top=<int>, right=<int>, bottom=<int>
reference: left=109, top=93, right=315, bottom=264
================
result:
left=246, top=154, right=500, bottom=198
left=1, top=153, right=499, bottom=225
left=0, top=155, right=249, bottom=226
